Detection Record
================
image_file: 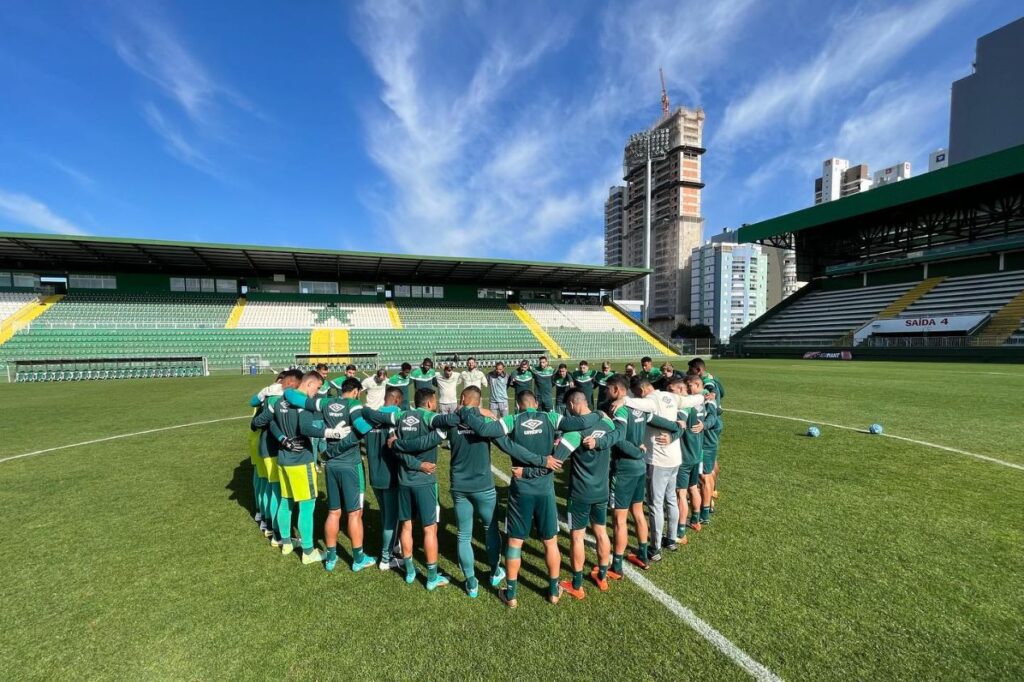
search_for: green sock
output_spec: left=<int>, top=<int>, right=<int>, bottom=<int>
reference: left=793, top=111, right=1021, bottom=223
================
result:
left=572, top=571, right=583, bottom=589
left=678, top=523, right=686, bottom=538
left=639, top=543, right=649, bottom=562
left=599, top=564, right=608, bottom=580
left=404, top=556, right=415, bottom=578
left=690, top=512, right=699, bottom=524
left=507, top=579, right=518, bottom=599
left=353, top=546, right=365, bottom=562
left=612, top=554, right=623, bottom=573
left=700, top=506, right=710, bottom=522
left=326, top=546, right=337, bottom=560
left=427, top=562, right=438, bottom=581
left=467, top=575, right=478, bottom=591
left=549, top=578, right=560, bottom=598
left=297, top=499, right=315, bottom=551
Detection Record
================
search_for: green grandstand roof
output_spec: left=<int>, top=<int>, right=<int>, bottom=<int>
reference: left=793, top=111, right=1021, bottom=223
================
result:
left=737, top=143, right=1024, bottom=243
left=0, top=232, right=648, bottom=290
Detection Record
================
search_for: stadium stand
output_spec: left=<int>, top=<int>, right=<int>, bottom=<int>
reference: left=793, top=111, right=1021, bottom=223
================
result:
left=737, top=282, right=916, bottom=346
left=36, top=291, right=235, bottom=327
left=0, top=233, right=673, bottom=379
left=235, top=298, right=393, bottom=329
left=731, top=143, right=1024, bottom=360
left=902, top=270, right=1024, bottom=317
left=0, top=292, right=38, bottom=324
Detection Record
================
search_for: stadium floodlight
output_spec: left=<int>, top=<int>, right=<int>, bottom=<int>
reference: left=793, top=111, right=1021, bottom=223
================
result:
left=624, top=126, right=672, bottom=324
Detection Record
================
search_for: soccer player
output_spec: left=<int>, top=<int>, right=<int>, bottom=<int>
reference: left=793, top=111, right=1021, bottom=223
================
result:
left=571, top=360, right=596, bottom=408
left=363, top=386, right=406, bottom=570
left=623, top=376, right=693, bottom=557
left=285, top=378, right=381, bottom=572
left=688, top=357, right=725, bottom=405
left=653, top=362, right=677, bottom=391
left=435, top=364, right=460, bottom=415
left=623, top=363, right=636, bottom=380
left=315, top=362, right=334, bottom=396
left=448, top=386, right=561, bottom=598
left=530, top=355, right=555, bottom=411
left=459, top=357, right=485, bottom=390
left=509, top=359, right=535, bottom=411
left=461, top=390, right=603, bottom=608
left=361, top=368, right=389, bottom=409
left=248, top=369, right=303, bottom=540
left=603, top=375, right=679, bottom=569
left=269, top=371, right=350, bottom=564
left=553, top=363, right=574, bottom=412
left=594, top=361, right=615, bottom=406
left=387, top=362, right=413, bottom=409
left=486, top=361, right=510, bottom=418
left=550, top=388, right=620, bottom=599
left=410, top=358, right=437, bottom=393
left=388, top=388, right=460, bottom=590
left=673, top=374, right=706, bottom=537
left=638, top=356, right=661, bottom=384
left=699, top=384, right=723, bottom=524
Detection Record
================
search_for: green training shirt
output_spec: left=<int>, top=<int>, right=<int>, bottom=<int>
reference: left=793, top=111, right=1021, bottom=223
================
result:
left=508, top=369, right=535, bottom=399
left=410, top=367, right=437, bottom=393
left=387, top=373, right=413, bottom=409
left=446, top=406, right=548, bottom=493
left=553, top=375, right=574, bottom=405
left=363, top=405, right=402, bottom=489
left=678, top=401, right=705, bottom=466
left=530, top=365, right=554, bottom=400
left=270, top=396, right=325, bottom=466
left=702, top=399, right=722, bottom=454
left=555, top=416, right=618, bottom=503
left=390, top=408, right=459, bottom=487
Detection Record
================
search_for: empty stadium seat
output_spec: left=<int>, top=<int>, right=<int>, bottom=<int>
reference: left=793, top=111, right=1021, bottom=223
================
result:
left=236, top=300, right=392, bottom=329
left=0, top=292, right=39, bottom=324
left=739, top=282, right=916, bottom=346
left=902, top=270, right=1024, bottom=317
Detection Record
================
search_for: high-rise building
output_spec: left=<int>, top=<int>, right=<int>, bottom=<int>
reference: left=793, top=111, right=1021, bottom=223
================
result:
left=949, top=17, right=1024, bottom=165
left=615, top=106, right=706, bottom=333
left=928, top=149, right=949, bottom=172
left=873, top=161, right=912, bottom=187
left=763, top=245, right=805, bottom=309
left=689, top=240, right=767, bottom=343
left=814, top=159, right=871, bottom=204
left=604, top=185, right=626, bottom=268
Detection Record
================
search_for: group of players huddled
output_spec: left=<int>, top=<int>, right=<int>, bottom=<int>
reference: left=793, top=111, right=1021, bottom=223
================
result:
left=247, top=354, right=724, bottom=606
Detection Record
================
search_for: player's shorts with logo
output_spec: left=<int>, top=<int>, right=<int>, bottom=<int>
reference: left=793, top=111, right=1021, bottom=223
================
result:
left=567, top=497, right=607, bottom=530
left=278, top=461, right=318, bottom=502
left=505, top=492, right=558, bottom=540
left=677, top=461, right=701, bottom=489
left=398, top=483, right=440, bottom=525
left=325, top=461, right=365, bottom=513
left=610, top=472, right=646, bottom=509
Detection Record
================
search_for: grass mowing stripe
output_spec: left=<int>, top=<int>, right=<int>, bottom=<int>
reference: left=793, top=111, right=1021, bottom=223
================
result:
left=725, top=408, right=1024, bottom=473
left=489, top=464, right=783, bottom=682
left=0, top=416, right=250, bottom=465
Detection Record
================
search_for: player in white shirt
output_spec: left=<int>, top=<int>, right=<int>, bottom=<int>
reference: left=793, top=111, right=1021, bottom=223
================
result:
left=459, top=356, right=485, bottom=390
left=436, top=364, right=461, bottom=414
left=360, top=368, right=389, bottom=409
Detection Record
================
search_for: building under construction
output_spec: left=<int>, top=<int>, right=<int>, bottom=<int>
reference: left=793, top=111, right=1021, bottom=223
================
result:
left=605, top=103, right=706, bottom=334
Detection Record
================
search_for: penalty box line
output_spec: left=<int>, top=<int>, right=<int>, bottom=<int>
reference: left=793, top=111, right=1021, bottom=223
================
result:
left=489, top=465, right=782, bottom=682
left=723, top=408, right=1024, bottom=473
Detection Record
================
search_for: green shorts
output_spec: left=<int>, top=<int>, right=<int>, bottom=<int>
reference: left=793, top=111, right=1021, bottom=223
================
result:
left=325, top=461, right=365, bottom=513
left=702, top=451, right=718, bottom=475
left=505, top=492, right=558, bottom=540
left=610, top=472, right=646, bottom=509
left=567, top=498, right=607, bottom=531
left=677, top=462, right=701, bottom=489
left=398, top=483, right=439, bottom=526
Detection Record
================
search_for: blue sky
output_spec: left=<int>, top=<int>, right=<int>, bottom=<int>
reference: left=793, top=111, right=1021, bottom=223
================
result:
left=0, top=0, right=1020, bottom=265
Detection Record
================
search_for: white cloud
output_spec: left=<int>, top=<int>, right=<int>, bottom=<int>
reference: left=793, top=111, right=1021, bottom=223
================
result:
left=0, top=190, right=87, bottom=235
left=715, top=0, right=972, bottom=147
left=142, top=102, right=221, bottom=178
left=112, top=5, right=255, bottom=176
left=45, top=157, right=95, bottom=189
left=565, top=235, right=605, bottom=265
left=354, top=0, right=758, bottom=258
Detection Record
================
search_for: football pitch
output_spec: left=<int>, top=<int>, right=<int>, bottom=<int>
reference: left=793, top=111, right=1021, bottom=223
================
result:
left=1, top=359, right=1022, bottom=680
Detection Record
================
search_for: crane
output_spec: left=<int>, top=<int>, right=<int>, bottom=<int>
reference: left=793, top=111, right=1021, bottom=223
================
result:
left=659, top=67, right=671, bottom=120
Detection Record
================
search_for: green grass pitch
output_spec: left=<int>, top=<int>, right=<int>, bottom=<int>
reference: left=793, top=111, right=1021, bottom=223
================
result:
left=1, top=359, right=1022, bottom=680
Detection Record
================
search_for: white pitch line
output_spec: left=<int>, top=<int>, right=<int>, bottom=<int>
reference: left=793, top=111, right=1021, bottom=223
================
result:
left=0, top=416, right=250, bottom=465
left=724, top=408, right=1024, bottom=472
left=489, top=465, right=782, bottom=682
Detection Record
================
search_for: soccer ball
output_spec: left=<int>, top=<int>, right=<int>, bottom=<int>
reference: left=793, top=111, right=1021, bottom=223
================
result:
left=806, top=426, right=821, bottom=438
left=869, top=423, right=883, bottom=435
